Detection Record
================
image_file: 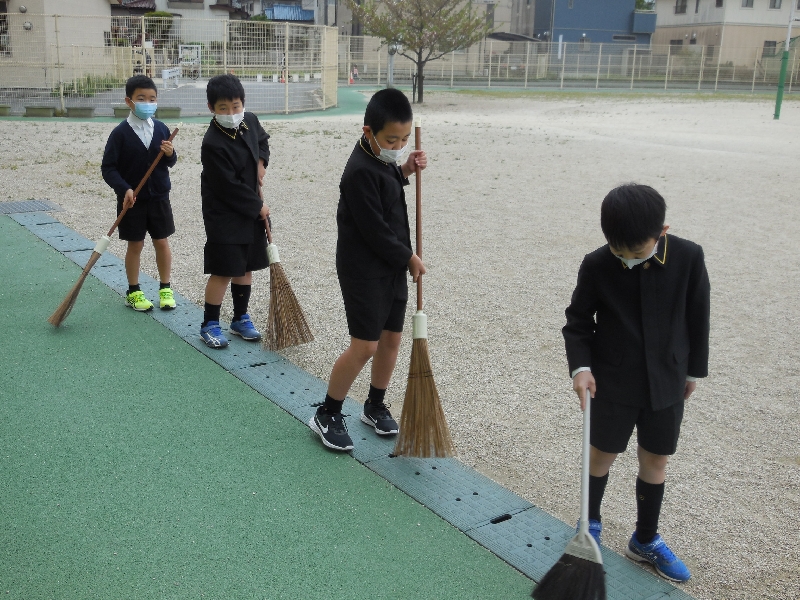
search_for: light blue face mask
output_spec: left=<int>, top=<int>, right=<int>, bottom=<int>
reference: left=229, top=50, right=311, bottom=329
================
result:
left=132, top=102, right=157, bottom=120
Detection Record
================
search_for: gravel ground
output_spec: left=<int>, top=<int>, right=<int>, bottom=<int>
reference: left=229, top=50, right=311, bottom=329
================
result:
left=2, top=92, right=799, bottom=600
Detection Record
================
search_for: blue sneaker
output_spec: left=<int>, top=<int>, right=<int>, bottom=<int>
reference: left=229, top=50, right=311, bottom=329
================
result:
left=200, top=321, right=228, bottom=349
left=576, top=519, right=602, bottom=545
left=625, top=532, right=691, bottom=582
left=229, top=314, right=261, bottom=341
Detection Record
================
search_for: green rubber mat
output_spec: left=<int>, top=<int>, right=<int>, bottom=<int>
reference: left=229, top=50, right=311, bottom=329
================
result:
left=1, top=210, right=697, bottom=600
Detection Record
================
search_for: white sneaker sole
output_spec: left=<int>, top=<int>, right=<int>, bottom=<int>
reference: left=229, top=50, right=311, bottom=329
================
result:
left=360, top=413, right=398, bottom=435
left=308, top=416, right=353, bottom=451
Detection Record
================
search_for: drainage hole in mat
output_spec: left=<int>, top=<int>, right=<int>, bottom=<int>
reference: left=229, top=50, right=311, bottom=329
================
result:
left=490, top=514, right=512, bottom=525
left=362, top=438, right=367, bottom=441
left=431, top=466, right=437, bottom=470
left=527, top=544, right=532, bottom=548
left=473, top=492, right=478, bottom=495
left=456, top=498, right=461, bottom=501
left=415, top=471, right=420, bottom=475
left=388, top=453, right=397, bottom=458
left=290, top=391, right=294, bottom=394
left=280, top=372, right=285, bottom=375
left=544, top=536, right=550, bottom=541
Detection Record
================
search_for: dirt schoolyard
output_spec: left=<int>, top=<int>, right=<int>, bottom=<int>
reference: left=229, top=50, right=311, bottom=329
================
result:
left=1, top=90, right=798, bottom=600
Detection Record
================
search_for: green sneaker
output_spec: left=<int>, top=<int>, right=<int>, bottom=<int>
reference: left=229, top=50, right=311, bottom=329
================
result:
left=126, top=290, right=154, bottom=312
left=159, top=287, right=176, bottom=310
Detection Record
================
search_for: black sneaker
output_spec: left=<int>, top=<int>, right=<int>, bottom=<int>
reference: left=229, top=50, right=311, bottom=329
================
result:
left=361, top=400, right=399, bottom=436
left=309, top=407, right=353, bottom=451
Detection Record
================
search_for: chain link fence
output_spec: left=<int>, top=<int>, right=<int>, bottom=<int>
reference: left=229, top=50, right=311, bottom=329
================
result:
left=340, top=36, right=800, bottom=94
left=0, top=13, right=337, bottom=117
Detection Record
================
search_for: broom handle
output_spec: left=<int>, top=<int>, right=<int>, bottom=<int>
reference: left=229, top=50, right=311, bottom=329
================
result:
left=414, top=119, right=423, bottom=311
left=580, top=388, right=591, bottom=532
left=106, top=127, right=179, bottom=238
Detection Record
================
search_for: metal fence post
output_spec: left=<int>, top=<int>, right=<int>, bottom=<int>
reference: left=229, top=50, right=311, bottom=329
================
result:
left=524, top=43, right=530, bottom=88
left=715, top=42, right=722, bottom=92
left=54, top=15, right=65, bottom=114
left=698, top=45, right=705, bottom=90
left=595, top=43, right=602, bottom=89
left=560, top=44, right=566, bottom=89
left=487, top=40, right=492, bottom=87
left=223, top=20, right=228, bottom=73
left=285, top=22, right=290, bottom=113
left=630, top=44, right=637, bottom=90
left=377, top=47, right=381, bottom=85
left=451, top=50, right=455, bottom=88
left=789, top=47, right=798, bottom=93
left=752, top=47, right=758, bottom=93
left=665, top=44, right=670, bottom=90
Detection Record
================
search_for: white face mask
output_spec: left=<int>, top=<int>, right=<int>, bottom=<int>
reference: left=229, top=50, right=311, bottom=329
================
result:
left=616, top=241, right=659, bottom=269
left=371, top=132, right=408, bottom=164
left=216, top=110, right=244, bottom=129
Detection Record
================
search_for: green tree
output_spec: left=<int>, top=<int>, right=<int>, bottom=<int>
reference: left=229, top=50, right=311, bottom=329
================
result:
left=346, top=0, right=491, bottom=103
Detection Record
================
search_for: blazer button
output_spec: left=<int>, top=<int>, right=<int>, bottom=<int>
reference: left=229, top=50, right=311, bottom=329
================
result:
left=643, top=262, right=651, bottom=270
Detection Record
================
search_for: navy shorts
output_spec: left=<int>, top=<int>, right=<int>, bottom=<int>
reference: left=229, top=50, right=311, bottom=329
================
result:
left=339, top=271, right=408, bottom=342
left=590, top=399, right=685, bottom=456
left=117, top=195, right=175, bottom=242
left=204, top=221, right=269, bottom=277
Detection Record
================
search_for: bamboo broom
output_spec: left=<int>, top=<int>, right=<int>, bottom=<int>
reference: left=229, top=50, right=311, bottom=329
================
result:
left=48, top=126, right=180, bottom=327
left=262, top=217, right=314, bottom=351
left=393, top=117, right=455, bottom=458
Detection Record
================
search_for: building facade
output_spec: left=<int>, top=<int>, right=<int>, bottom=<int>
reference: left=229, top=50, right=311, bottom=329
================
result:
left=653, top=0, right=798, bottom=64
left=533, top=0, right=656, bottom=45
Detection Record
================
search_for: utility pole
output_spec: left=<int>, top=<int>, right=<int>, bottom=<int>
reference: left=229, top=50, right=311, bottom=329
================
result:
left=774, top=1, right=797, bottom=119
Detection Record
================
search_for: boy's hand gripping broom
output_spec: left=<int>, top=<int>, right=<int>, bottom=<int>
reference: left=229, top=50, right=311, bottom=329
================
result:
left=393, top=118, right=455, bottom=459
left=48, top=126, right=180, bottom=327
left=532, top=389, right=606, bottom=600
left=262, top=216, right=314, bottom=351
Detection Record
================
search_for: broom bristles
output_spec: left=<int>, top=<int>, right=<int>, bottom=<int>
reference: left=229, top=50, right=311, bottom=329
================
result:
left=532, top=554, right=606, bottom=600
left=48, top=251, right=101, bottom=327
left=263, top=261, right=314, bottom=351
left=393, top=338, right=455, bottom=458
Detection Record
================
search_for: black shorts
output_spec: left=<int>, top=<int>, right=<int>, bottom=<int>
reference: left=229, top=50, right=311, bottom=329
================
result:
left=590, top=399, right=685, bottom=456
left=339, top=271, right=408, bottom=342
left=204, top=222, right=269, bottom=277
left=117, top=195, right=175, bottom=241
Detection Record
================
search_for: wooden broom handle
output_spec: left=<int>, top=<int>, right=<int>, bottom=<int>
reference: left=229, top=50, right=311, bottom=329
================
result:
left=415, top=121, right=423, bottom=311
left=107, top=127, right=179, bottom=237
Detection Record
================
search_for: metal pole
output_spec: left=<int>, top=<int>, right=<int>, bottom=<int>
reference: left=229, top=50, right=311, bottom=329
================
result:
left=377, top=47, right=381, bottom=85
left=715, top=40, right=722, bottom=92
left=223, top=20, right=228, bottom=73
left=774, top=1, right=796, bottom=119
left=789, top=47, right=798, bottom=92
left=284, top=22, right=289, bottom=114
left=54, top=15, right=65, bottom=115
left=595, top=43, right=602, bottom=89
left=387, top=52, right=395, bottom=88
left=665, top=44, right=671, bottom=90
left=451, top=50, right=455, bottom=88
left=560, top=44, right=566, bottom=89
left=752, top=47, right=758, bottom=94
left=698, top=45, right=705, bottom=90
left=488, top=40, right=492, bottom=87
left=524, top=42, right=530, bottom=88
left=630, top=44, right=637, bottom=90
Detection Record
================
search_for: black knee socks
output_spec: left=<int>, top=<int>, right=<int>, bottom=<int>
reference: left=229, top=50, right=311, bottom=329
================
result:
left=202, top=302, right=221, bottom=328
left=588, top=473, right=609, bottom=522
left=635, top=477, right=665, bottom=544
left=231, top=283, right=251, bottom=321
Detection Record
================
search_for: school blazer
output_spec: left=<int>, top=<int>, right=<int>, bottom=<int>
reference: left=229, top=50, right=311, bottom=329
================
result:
left=562, top=234, right=710, bottom=410
left=336, top=138, right=413, bottom=279
left=200, top=112, right=270, bottom=245
left=101, top=119, right=177, bottom=202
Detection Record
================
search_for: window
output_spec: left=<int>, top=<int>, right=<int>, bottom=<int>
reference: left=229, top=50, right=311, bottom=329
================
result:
left=0, top=0, right=9, bottom=56
left=579, top=37, right=591, bottom=50
left=485, top=4, right=494, bottom=29
left=763, top=40, right=779, bottom=56
left=568, top=0, right=574, bottom=7
left=613, top=34, right=637, bottom=41
left=689, top=37, right=697, bottom=44
left=769, top=0, right=782, bottom=7
left=695, top=0, right=700, bottom=12
left=741, top=0, right=753, bottom=7
left=716, top=0, right=723, bottom=6
left=670, top=39, right=684, bottom=46
left=675, top=0, right=688, bottom=13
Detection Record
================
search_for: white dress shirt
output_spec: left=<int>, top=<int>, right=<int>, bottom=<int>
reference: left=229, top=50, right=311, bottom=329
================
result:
left=127, top=111, right=154, bottom=149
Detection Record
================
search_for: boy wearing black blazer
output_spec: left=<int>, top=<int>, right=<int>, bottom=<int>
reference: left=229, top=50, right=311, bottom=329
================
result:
left=199, top=74, right=271, bottom=349
left=563, top=184, right=710, bottom=583
left=101, top=75, right=177, bottom=312
left=309, top=89, right=427, bottom=452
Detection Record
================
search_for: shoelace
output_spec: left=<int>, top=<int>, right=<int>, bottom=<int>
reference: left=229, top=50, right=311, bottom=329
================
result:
left=648, top=538, right=677, bottom=562
left=326, top=413, right=349, bottom=435
left=369, top=402, right=393, bottom=420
